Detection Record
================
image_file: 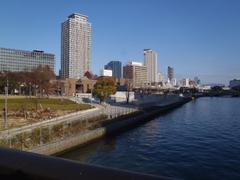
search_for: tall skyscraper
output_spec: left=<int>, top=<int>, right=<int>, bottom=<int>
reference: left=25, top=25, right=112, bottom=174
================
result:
left=104, top=61, right=122, bottom=78
left=144, top=49, right=158, bottom=84
left=123, top=62, right=147, bottom=88
left=167, top=66, right=174, bottom=82
left=61, top=13, right=92, bottom=79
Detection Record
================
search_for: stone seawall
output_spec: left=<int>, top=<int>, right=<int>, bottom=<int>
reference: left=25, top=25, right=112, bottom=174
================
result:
left=31, top=97, right=192, bottom=156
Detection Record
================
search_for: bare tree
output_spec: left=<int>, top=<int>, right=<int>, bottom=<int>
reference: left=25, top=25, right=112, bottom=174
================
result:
left=125, top=79, right=133, bottom=104
left=0, top=65, right=55, bottom=97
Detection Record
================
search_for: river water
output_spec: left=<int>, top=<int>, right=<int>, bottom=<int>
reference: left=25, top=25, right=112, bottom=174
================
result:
left=60, top=97, right=240, bottom=180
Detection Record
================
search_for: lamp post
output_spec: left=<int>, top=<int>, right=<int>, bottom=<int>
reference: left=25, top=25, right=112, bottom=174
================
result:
left=4, top=78, right=8, bottom=129
left=90, top=88, right=93, bottom=105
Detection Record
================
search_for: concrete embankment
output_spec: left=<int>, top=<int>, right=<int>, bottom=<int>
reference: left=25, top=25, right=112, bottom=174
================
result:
left=49, top=97, right=191, bottom=156
left=103, top=97, right=192, bottom=135
left=30, top=128, right=107, bottom=155
left=0, top=96, right=191, bottom=155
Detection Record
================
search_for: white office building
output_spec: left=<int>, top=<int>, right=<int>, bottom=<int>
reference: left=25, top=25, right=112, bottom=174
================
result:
left=144, top=49, right=158, bottom=84
left=158, top=73, right=164, bottom=83
left=182, top=78, right=190, bottom=87
left=101, top=69, right=113, bottom=77
left=61, top=13, right=92, bottom=79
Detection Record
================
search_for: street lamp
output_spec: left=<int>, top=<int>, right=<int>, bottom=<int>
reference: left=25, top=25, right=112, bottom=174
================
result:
left=4, top=78, right=8, bottom=129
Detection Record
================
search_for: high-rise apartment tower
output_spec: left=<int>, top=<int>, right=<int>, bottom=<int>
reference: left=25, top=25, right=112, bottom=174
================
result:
left=144, top=49, right=158, bottom=84
left=61, top=13, right=92, bottom=79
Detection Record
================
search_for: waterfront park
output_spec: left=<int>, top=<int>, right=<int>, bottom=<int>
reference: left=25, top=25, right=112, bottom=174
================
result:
left=0, top=96, right=92, bottom=130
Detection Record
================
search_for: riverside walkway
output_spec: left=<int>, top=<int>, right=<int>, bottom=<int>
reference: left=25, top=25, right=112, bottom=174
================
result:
left=0, top=94, right=190, bottom=155
left=0, top=107, right=103, bottom=137
left=0, top=99, right=139, bottom=153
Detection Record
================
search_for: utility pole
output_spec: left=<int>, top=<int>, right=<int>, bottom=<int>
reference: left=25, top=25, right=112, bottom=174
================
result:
left=90, top=88, right=93, bottom=105
left=4, top=78, right=8, bottom=129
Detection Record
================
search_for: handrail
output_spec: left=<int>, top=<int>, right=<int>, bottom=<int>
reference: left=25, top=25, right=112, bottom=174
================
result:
left=0, top=108, right=102, bottom=136
left=0, top=148, right=172, bottom=180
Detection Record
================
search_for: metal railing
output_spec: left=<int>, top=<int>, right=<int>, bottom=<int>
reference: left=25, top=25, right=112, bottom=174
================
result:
left=0, top=103, right=139, bottom=152
left=0, top=107, right=103, bottom=136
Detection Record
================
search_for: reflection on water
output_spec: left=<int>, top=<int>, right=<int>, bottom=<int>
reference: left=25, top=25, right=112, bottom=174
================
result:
left=60, top=97, right=240, bottom=180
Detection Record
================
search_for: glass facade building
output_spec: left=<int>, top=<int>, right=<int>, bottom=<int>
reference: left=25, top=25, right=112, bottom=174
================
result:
left=104, top=61, right=122, bottom=78
left=0, top=48, right=55, bottom=72
left=167, top=66, right=174, bottom=82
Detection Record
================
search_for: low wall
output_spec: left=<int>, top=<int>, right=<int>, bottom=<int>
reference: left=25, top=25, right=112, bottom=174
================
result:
left=135, top=94, right=183, bottom=107
left=0, top=108, right=107, bottom=152
left=36, top=97, right=191, bottom=155
left=28, top=128, right=106, bottom=155
left=104, top=97, right=192, bottom=134
left=0, top=97, right=191, bottom=155
left=0, top=148, right=167, bottom=180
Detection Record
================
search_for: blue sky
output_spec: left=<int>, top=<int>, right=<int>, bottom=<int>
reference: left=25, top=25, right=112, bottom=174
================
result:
left=0, top=0, right=240, bottom=84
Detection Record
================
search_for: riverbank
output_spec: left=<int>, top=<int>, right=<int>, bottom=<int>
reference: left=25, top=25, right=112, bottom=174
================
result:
left=0, top=96, right=92, bottom=130
left=59, top=97, right=240, bottom=180
left=50, top=96, right=192, bottom=156
left=103, top=97, right=192, bottom=135
left=0, top=95, right=192, bottom=156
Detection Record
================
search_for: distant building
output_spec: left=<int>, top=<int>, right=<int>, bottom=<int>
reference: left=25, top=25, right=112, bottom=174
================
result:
left=172, top=78, right=177, bottom=86
left=167, top=66, right=174, bottom=82
left=53, top=78, right=78, bottom=96
left=0, top=48, right=54, bottom=72
left=61, top=13, right=92, bottom=79
left=189, top=79, right=198, bottom=87
left=158, top=73, right=164, bottom=83
left=229, top=79, right=240, bottom=88
left=109, top=91, right=135, bottom=103
left=123, top=62, right=147, bottom=88
left=84, top=71, right=94, bottom=80
left=129, top=61, right=143, bottom=66
left=76, top=77, right=97, bottom=93
left=100, top=69, right=112, bottom=77
left=104, top=61, right=122, bottom=78
left=198, top=85, right=211, bottom=92
left=182, top=78, right=190, bottom=87
left=179, top=78, right=198, bottom=88
left=53, top=77, right=97, bottom=96
left=144, top=49, right=158, bottom=84
left=194, top=76, right=201, bottom=85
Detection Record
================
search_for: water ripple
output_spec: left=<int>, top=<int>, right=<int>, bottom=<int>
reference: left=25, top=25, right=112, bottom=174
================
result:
left=60, top=97, right=240, bottom=180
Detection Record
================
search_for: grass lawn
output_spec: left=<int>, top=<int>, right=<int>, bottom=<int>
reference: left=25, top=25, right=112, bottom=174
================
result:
left=0, top=96, right=92, bottom=130
left=0, top=96, right=92, bottom=111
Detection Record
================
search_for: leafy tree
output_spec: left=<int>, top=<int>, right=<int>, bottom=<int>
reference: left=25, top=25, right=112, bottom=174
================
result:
left=0, top=72, right=18, bottom=94
left=93, top=77, right=116, bottom=103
